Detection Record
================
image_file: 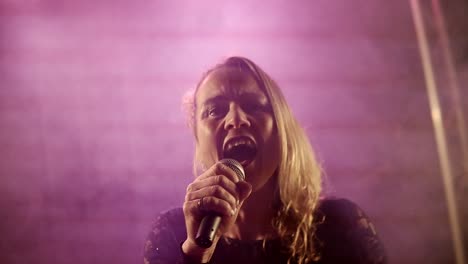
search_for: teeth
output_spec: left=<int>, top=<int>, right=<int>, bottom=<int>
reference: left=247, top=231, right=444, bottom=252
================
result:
left=225, top=138, right=254, bottom=153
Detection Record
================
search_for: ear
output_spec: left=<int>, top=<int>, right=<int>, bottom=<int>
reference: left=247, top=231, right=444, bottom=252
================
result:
left=182, top=89, right=197, bottom=131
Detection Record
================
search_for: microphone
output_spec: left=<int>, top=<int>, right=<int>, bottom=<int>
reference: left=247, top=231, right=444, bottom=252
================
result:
left=195, top=159, right=245, bottom=248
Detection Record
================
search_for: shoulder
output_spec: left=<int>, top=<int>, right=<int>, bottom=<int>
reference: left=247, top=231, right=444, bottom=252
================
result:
left=313, top=197, right=387, bottom=263
left=314, top=197, right=377, bottom=236
left=146, top=207, right=186, bottom=245
left=150, top=208, right=185, bottom=229
left=144, top=208, right=187, bottom=263
left=148, top=207, right=186, bottom=238
left=315, top=197, right=368, bottom=225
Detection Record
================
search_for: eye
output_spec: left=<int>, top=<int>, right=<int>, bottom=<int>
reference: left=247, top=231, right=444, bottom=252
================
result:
left=243, top=102, right=269, bottom=114
left=207, top=105, right=228, bottom=118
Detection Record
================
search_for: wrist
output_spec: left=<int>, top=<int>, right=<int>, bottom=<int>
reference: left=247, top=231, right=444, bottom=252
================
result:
left=181, top=238, right=216, bottom=263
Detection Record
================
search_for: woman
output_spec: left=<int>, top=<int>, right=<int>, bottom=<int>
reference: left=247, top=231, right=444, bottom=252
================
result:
left=144, top=57, right=387, bottom=264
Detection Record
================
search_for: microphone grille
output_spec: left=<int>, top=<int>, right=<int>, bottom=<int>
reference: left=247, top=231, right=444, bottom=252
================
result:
left=219, top=159, right=245, bottom=181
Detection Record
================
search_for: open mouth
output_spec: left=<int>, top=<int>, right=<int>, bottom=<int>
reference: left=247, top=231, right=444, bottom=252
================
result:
left=223, top=136, right=257, bottom=167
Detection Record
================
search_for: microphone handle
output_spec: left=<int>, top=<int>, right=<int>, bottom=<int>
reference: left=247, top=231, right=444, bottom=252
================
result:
left=195, top=213, right=222, bottom=248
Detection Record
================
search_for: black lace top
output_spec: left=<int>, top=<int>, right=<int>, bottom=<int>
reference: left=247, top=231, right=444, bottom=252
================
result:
left=143, top=198, right=387, bottom=264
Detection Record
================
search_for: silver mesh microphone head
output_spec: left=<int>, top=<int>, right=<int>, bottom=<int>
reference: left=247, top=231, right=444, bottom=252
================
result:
left=219, top=159, right=245, bottom=181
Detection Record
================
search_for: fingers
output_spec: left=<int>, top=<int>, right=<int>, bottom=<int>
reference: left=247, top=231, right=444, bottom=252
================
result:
left=236, top=181, right=252, bottom=202
left=196, top=162, right=241, bottom=183
left=183, top=193, right=235, bottom=219
left=187, top=175, right=239, bottom=202
left=199, top=196, right=236, bottom=217
left=186, top=183, right=238, bottom=212
left=183, top=161, right=248, bottom=223
left=184, top=179, right=251, bottom=219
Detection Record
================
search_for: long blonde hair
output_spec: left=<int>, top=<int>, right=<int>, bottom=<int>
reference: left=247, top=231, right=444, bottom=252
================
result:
left=185, top=56, right=323, bottom=264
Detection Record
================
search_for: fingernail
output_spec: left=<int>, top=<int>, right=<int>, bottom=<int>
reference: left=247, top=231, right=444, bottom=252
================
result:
left=231, top=209, right=235, bottom=216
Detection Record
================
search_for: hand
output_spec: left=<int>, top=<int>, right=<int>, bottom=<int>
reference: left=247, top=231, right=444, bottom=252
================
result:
left=182, top=162, right=252, bottom=262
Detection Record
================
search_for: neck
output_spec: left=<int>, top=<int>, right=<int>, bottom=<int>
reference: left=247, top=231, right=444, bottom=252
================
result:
left=226, top=175, right=278, bottom=240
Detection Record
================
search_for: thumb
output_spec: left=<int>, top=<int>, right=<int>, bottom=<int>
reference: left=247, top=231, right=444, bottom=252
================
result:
left=236, top=181, right=252, bottom=202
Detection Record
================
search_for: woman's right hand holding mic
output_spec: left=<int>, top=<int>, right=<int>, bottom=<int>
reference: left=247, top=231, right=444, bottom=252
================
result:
left=182, top=161, right=252, bottom=263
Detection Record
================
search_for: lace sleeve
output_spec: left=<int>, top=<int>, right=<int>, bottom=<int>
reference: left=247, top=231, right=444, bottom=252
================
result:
left=346, top=202, right=387, bottom=263
left=143, top=208, right=196, bottom=264
left=316, top=198, right=387, bottom=264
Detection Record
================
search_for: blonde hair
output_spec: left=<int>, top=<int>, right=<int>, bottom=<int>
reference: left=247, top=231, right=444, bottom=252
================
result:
left=184, top=56, right=323, bottom=263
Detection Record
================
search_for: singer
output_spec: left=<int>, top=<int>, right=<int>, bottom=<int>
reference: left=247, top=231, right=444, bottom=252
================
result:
left=144, top=57, right=387, bottom=263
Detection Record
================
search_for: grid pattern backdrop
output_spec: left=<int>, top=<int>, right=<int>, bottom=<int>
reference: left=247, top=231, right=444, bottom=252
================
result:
left=1, top=0, right=467, bottom=263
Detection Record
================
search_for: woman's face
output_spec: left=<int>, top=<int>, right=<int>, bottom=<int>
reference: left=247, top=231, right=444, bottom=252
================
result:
left=194, top=68, right=280, bottom=191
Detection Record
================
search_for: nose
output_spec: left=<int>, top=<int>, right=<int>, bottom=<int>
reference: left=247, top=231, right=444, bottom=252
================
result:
left=224, top=103, right=251, bottom=130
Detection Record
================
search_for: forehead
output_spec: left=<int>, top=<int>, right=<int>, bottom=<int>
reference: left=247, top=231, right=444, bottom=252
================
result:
left=196, top=68, right=266, bottom=105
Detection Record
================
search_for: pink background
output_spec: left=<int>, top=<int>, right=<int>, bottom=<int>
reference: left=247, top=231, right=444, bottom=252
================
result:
left=1, top=0, right=467, bottom=263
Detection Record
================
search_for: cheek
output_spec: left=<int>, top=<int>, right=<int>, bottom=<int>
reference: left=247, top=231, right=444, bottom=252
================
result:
left=262, top=116, right=276, bottom=141
left=264, top=118, right=280, bottom=158
left=197, top=122, right=216, bottom=142
left=195, top=124, right=219, bottom=164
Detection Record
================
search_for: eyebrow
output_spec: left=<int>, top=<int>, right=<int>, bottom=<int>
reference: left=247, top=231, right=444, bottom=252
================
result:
left=201, top=95, right=229, bottom=107
left=239, top=92, right=267, bottom=102
left=203, top=92, right=267, bottom=105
